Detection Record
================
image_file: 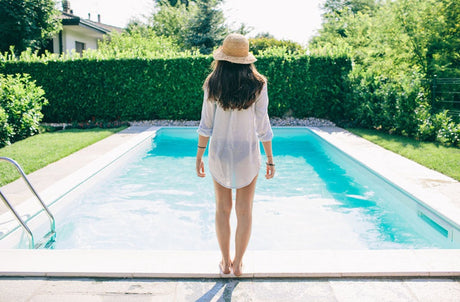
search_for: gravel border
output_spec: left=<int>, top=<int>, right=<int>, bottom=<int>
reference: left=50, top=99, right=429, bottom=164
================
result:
left=130, top=117, right=335, bottom=127
left=43, top=117, right=336, bottom=129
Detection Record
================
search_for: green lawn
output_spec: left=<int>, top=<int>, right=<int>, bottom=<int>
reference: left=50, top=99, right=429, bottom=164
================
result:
left=347, top=128, right=460, bottom=181
left=0, top=127, right=127, bottom=187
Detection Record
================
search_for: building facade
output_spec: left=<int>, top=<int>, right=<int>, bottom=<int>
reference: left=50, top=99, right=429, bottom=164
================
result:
left=46, top=1, right=121, bottom=55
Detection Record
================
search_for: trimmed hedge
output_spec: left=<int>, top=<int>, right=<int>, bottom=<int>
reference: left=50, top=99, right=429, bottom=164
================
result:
left=0, top=56, right=351, bottom=123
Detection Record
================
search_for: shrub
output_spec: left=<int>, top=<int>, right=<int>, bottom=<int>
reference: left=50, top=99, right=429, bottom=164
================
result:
left=0, top=73, right=47, bottom=146
left=415, top=103, right=460, bottom=146
left=249, top=37, right=305, bottom=55
left=349, top=68, right=423, bottom=136
left=0, top=107, right=13, bottom=146
left=415, top=103, right=437, bottom=141
left=433, top=111, right=460, bottom=146
left=0, top=55, right=352, bottom=123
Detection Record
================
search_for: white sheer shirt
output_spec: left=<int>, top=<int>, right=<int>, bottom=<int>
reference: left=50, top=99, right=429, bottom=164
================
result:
left=197, top=84, right=273, bottom=189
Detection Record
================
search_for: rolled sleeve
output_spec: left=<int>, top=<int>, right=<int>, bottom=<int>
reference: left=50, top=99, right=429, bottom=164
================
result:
left=197, top=89, right=216, bottom=137
left=255, top=84, right=273, bottom=142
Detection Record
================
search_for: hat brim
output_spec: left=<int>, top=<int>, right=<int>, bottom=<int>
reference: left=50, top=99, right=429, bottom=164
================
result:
left=213, top=47, right=257, bottom=64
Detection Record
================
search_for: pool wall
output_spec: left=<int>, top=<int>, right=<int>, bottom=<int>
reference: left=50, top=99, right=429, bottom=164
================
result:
left=0, top=126, right=159, bottom=248
left=309, top=127, right=460, bottom=245
left=307, top=128, right=460, bottom=246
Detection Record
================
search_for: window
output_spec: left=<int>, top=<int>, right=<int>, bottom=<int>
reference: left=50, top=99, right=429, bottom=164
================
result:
left=75, top=41, right=85, bottom=55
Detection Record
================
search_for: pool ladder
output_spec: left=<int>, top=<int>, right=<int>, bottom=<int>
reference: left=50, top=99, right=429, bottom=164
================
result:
left=0, top=157, right=56, bottom=248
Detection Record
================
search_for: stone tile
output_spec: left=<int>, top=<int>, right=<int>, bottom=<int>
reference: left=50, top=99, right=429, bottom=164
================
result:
left=404, top=278, right=460, bottom=302
left=38, top=278, right=178, bottom=298
left=152, top=251, right=222, bottom=278
left=176, top=279, right=229, bottom=301
left=30, top=294, right=102, bottom=302
left=174, top=279, right=253, bottom=302
left=0, top=278, right=45, bottom=302
left=100, top=294, right=167, bottom=302
left=121, top=280, right=177, bottom=296
left=412, top=250, right=460, bottom=276
left=250, top=279, right=336, bottom=302
left=329, top=279, right=416, bottom=302
left=39, top=278, right=105, bottom=294
left=251, top=251, right=341, bottom=278
left=228, top=280, right=254, bottom=301
left=336, top=250, right=430, bottom=277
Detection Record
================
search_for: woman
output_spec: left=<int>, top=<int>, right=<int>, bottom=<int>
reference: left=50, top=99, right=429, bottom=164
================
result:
left=196, top=33, right=275, bottom=277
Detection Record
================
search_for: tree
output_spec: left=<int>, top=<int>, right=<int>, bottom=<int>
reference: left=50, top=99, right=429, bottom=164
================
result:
left=323, top=0, right=378, bottom=16
left=234, top=23, right=253, bottom=36
left=0, top=0, right=61, bottom=54
left=255, top=32, right=275, bottom=39
left=316, top=0, right=378, bottom=40
left=151, top=1, right=196, bottom=48
left=184, top=0, right=227, bottom=54
left=310, top=0, right=460, bottom=143
left=156, top=0, right=194, bottom=6
left=96, top=25, right=181, bottom=58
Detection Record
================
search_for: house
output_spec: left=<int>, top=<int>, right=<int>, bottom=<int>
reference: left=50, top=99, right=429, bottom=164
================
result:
left=45, top=0, right=122, bottom=55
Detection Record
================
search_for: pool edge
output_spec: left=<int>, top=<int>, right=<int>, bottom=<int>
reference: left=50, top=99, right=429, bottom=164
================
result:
left=0, top=249, right=459, bottom=278
left=309, top=127, right=460, bottom=240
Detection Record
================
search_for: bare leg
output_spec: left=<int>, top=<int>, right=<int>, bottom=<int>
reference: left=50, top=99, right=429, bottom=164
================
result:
left=213, top=180, right=233, bottom=273
left=233, top=176, right=257, bottom=276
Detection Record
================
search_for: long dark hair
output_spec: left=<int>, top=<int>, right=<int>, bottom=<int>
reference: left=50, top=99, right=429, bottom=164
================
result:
left=204, top=60, right=266, bottom=110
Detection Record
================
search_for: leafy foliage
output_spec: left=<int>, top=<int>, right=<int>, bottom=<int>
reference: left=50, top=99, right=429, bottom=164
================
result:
left=0, top=55, right=351, bottom=124
left=0, top=0, right=61, bottom=54
left=151, top=0, right=228, bottom=53
left=94, top=27, right=182, bottom=59
left=249, top=38, right=305, bottom=55
left=184, top=0, right=228, bottom=54
left=156, top=0, right=195, bottom=6
left=151, top=1, right=196, bottom=49
left=310, top=0, right=460, bottom=146
left=0, top=73, right=48, bottom=146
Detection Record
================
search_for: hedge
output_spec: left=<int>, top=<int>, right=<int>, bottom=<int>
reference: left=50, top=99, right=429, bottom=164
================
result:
left=0, top=55, right=351, bottom=123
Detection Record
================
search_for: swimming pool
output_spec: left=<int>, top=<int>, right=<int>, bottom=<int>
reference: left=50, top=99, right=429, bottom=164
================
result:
left=8, top=127, right=449, bottom=250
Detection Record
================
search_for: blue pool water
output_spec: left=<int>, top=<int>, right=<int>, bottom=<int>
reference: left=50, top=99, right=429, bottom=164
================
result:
left=51, top=128, right=459, bottom=250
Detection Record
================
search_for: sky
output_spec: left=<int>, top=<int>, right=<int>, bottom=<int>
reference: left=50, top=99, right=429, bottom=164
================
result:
left=64, top=0, right=325, bottom=45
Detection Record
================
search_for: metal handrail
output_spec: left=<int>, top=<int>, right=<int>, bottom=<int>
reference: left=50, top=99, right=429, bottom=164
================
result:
left=0, top=190, right=34, bottom=248
left=0, top=157, right=55, bottom=248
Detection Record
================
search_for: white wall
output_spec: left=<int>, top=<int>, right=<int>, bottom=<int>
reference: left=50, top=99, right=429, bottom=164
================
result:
left=51, top=26, right=103, bottom=54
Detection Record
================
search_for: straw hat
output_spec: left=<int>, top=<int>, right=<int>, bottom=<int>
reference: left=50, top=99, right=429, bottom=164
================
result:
left=213, top=33, right=256, bottom=64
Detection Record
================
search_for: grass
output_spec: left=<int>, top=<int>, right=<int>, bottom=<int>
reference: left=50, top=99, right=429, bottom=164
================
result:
left=347, top=128, right=460, bottom=181
left=0, top=127, right=127, bottom=187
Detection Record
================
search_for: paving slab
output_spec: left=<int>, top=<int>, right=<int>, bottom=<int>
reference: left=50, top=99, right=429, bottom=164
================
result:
left=1, top=277, right=460, bottom=302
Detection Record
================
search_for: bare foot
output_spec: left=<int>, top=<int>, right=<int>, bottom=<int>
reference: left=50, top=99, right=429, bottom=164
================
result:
left=219, top=260, right=232, bottom=274
left=233, top=261, right=243, bottom=277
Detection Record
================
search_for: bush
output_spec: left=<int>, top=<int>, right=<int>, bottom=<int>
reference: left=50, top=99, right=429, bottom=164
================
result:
left=249, top=38, right=305, bottom=55
left=0, top=55, right=352, bottom=123
left=415, top=103, right=459, bottom=146
left=0, top=73, right=47, bottom=146
left=415, top=103, right=437, bottom=141
left=0, top=107, right=13, bottom=145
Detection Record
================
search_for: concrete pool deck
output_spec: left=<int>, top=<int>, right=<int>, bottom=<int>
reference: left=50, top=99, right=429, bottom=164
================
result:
left=0, top=125, right=459, bottom=281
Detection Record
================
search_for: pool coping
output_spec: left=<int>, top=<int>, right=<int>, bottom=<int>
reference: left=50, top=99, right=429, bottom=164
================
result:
left=0, top=249, right=459, bottom=278
left=309, top=127, right=460, bottom=233
left=1, top=125, right=460, bottom=278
